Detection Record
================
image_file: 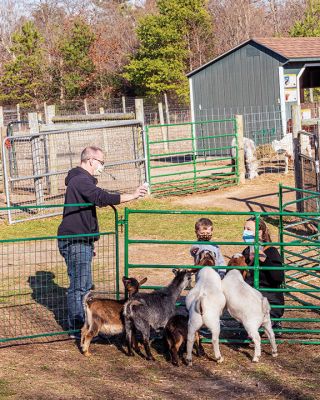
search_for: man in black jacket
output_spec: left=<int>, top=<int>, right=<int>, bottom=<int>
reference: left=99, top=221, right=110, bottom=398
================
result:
left=58, top=146, right=147, bottom=336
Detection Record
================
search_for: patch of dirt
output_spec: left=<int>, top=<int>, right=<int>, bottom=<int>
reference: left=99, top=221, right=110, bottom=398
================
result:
left=0, top=172, right=319, bottom=400
left=172, top=173, right=295, bottom=212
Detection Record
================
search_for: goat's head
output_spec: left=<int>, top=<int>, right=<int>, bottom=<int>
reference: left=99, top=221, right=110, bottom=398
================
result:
left=171, top=269, right=195, bottom=288
left=191, top=246, right=216, bottom=266
left=227, top=253, right=248, bottom=279
left=122, top=276, right=147, bottom=297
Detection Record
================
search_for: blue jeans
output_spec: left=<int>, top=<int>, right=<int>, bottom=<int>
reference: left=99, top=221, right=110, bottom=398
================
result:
left=58, top=239, right=94, bottom=331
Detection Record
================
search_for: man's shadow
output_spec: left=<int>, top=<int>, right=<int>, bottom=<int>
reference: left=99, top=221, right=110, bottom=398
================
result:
left=28, top=271, right=68, bottom=330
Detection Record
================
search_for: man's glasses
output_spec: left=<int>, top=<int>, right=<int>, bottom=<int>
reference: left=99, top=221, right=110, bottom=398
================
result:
left=91, top=158, right=105, bottom=166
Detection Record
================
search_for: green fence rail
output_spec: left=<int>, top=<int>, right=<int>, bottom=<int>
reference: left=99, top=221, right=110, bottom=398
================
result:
left=124, top=206, right=320, bottom=345
left=145, top=119, right=238, bottom=197
left=0, top=203, right=119, bottom=343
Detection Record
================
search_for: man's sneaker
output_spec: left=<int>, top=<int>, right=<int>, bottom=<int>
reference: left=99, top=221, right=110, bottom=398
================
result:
left=69, top=332, right=100, bottom=343
left=69, top=332, right=81, bottom=340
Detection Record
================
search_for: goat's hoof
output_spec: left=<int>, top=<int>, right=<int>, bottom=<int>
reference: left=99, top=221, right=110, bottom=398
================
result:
left=146, top=356, right=155, bottom=361
left=127, top=351, right=135, bottom=357
left=272, top=352, right=278, bottom=358
left=252, top=357, right=260, bottom=363
left=197, top=349, right=205, bottom=357
left=83, top=351, right=92, bottom=357
left=216, top=356, right=224, bottom=364
left=172, top=361, right=179, bottom=367
left=185, top=359, right=192, bottom=367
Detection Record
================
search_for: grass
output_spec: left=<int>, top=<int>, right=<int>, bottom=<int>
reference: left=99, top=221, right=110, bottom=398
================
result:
left=0, top=196, right=269, bottom=243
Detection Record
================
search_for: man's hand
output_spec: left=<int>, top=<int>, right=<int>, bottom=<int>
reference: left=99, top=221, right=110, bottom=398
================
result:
left=134, top=185, right=148, bottom=199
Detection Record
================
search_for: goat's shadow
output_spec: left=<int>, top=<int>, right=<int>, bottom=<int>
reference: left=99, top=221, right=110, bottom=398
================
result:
left=28, top=271, right=68, bottom=330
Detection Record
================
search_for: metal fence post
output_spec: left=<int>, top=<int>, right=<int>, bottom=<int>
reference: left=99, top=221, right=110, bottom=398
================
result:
left=158, top=102, right=169, bottom=152
left=235, top=115, right=245, bottom=184
left=28, top=112, right=44, bottom=206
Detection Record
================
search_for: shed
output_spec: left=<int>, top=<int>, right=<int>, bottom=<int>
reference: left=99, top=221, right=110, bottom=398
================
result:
left=187, top=37, right=320, bottom=135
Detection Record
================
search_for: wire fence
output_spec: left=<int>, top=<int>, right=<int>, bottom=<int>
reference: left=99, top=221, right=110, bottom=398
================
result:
left=0, top=204, right=118, bottom=343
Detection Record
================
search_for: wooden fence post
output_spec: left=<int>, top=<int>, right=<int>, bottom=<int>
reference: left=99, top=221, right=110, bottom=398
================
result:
left=158, top=102, right=169, bottom=152
left=46, top=105, right=58, bottom=195
left=122, top=96, right=126, bottom=114
left=235, top=114, right=245, bottom=184
left=0, top=106, right=5, bottom=194
left=84, top=98, right=89, bottom=115
left=29, top=112, right=44, bottom=205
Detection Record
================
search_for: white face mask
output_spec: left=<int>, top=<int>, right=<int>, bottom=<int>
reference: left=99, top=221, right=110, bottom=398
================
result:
left=94, top=163, right=104, bottom=176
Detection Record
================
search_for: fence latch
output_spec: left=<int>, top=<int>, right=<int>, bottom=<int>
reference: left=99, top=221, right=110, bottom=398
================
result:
left=118, top=215, right=125, bottom=233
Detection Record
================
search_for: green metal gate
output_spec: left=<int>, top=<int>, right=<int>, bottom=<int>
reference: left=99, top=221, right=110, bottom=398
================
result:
left=145, top=119, right=238, bottom=197
left=0, top=204, right=119, bottom=343
left=124, top=206, right=320, bottom=344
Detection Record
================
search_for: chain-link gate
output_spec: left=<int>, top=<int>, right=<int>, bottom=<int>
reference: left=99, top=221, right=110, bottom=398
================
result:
left=2, top=120, right=146, bottom=223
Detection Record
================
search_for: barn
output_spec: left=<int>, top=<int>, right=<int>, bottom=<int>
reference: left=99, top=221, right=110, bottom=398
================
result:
left=188, top=37, right=320, bottom=136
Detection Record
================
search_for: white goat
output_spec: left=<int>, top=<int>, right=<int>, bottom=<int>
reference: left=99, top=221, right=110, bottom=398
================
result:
left=231, top=137, right=258, bottom=179
left=185, top=267, right=226, bottom=366
left=272, top=132, right=312, bottom=174
left=222, top=254, right=278, bottom=362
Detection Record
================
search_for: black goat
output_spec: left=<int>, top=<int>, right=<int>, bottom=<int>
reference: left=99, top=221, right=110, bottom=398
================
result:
left=123, top=269, right=192, bottom=361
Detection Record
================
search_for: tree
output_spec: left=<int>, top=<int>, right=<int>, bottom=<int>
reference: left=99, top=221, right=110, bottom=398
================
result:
left=290, top=0, right=320, bottom=36
left=59, top=19, right=95, bottom=100
left=0, top=20, right=45, bottom=106
left=123, top=0, right=214, bottom=101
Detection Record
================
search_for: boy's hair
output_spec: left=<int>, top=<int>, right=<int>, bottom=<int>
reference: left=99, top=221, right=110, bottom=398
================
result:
left=195, top=218, right=213, bottom=231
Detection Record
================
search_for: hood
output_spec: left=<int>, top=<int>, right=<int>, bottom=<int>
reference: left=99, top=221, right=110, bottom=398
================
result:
left=65, top=167, right=97, bottom=186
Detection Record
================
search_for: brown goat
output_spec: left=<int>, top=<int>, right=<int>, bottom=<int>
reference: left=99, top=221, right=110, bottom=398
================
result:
left=81, top=276, right=147, bottom=356
left=165, top=314, right=204, bottom=366
left=227, top=253, right=248, bottom=279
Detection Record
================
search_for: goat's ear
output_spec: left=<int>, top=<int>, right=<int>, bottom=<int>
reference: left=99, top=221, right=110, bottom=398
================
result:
left=187, top=269, right=198, bottom=274
left=122, top=276, right=129, bottom=286
left=172, top=268, right=179, bottom=275
left=139, top=277, right=147, bottom=286
left=190, top=247, right=199, bottom=257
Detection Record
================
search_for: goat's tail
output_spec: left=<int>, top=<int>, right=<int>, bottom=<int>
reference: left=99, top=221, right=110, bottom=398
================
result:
left=123, top=299, right=145, bottom=318
left=82, top=291, right=94, bottom=326
left=262, top=297, right=271, bottom=320
left=195, top=295, right=205, bottom=315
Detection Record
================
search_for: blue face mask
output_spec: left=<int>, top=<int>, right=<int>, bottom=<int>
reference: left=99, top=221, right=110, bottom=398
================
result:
left=243, top=229, right=255, bottom=243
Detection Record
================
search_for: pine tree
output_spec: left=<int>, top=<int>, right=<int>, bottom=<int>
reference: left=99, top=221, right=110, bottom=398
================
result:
left=59, top=19, right=95, bottom=100
left=123, top=0, right=214, bottom=101
left=290, top=0, right=320, bottom=36
left=0, top=21, right=45, bottom=106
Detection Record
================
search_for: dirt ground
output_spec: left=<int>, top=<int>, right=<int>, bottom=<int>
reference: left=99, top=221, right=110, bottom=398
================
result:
left=0, top=172, right=319, bottom=400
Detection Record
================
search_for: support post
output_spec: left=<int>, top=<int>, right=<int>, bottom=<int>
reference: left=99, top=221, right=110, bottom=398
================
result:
left=0, top=107, right=5, bottom=194
left=158, top=102, right=168, bottom=152
left=135, top=98, right=144, bottom=125
left=122, top=96, right=126, bottom=114
left=29, top=112, right=44, bottom=206
left=164, top=93, right=170, bottom=124
left=46, top=105, right=58, bottom=195
left=235, top=114, right=245, bottom=184
left=84, top=98, right=89, bottom=115
left=292, top=104, right=302, bottom=211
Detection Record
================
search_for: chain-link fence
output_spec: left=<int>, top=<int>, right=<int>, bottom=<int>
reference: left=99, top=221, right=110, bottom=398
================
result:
left=195, top=105, right=286, bottom=175
left=2, top=120, right=146, bottom=223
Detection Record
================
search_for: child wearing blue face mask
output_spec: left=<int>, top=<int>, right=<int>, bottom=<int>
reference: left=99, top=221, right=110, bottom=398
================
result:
left=242, top=217, right=284, bottom=336
left=190, top=218, right=226, bottom=278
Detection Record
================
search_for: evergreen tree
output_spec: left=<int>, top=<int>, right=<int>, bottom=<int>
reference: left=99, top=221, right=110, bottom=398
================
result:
left=59, top=19, right=95, bottom=100
left=123, top=0, right=213, bottom=101
left=0, top=21, right=45, bottom=106
left=290, top=0, right=320, bottom=36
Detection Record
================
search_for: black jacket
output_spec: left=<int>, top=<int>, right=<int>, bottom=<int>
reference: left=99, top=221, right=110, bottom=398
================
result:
left=57, top=167, right=121, bottom=239
left=242, top=246, right=284, bottom=288
left=242, top=246, right=285, bottom=318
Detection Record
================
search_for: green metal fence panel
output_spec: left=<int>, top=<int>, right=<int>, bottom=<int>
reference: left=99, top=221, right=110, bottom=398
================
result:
left=145, top=119, right=238, bottom=197
left=124, top=207, right=320, bottom=344
left=0, top=204, right=119, bottom=343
